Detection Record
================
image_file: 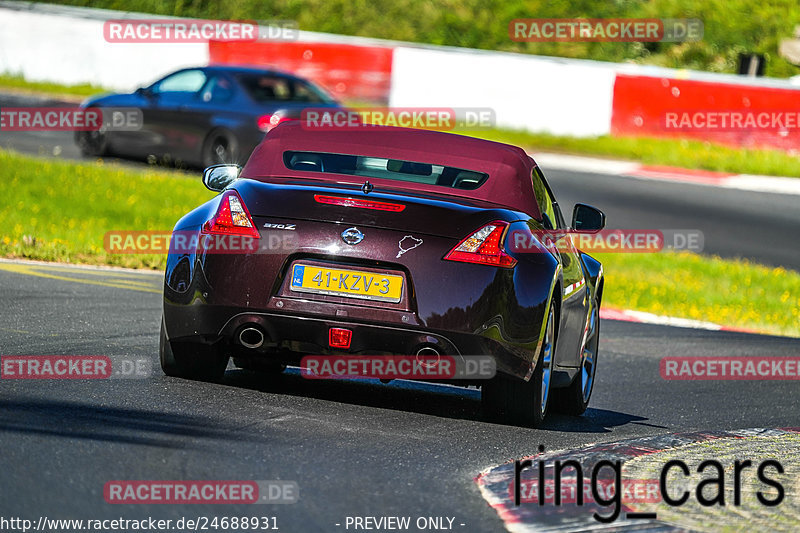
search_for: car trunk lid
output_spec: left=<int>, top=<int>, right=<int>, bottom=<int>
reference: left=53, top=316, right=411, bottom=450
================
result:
left=235, top=178, right=524, bottom=240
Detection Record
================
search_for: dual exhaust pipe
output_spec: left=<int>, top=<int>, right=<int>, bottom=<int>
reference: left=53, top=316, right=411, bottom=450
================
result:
left=379, top=346, right=441, bottom=383
left=236, top=326, right=442, bottom=360
left=238, top=326, right=265, bottom=350
left=415, top=346, right=441, bottom=367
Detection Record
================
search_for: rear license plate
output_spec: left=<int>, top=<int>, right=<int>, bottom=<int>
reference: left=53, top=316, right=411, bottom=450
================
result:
left=290, top=264, right=404, bottom=303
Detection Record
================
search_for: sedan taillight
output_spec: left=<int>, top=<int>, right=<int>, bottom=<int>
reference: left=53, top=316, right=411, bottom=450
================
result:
left=444, top=221, right=516, bottom=268
left=202, top=190, right=260, bottom=239
left=258, top=114, right=294, bottom=132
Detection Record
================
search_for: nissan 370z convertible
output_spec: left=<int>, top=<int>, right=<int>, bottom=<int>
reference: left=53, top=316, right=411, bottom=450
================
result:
left=161, top=122, right=606, bottom=427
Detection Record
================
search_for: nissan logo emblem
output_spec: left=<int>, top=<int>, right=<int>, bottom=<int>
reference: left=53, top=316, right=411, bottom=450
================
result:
left=341, top=227, right=364, bottom=245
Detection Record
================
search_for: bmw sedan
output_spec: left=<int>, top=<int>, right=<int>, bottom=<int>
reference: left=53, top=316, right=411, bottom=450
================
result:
left=74, top=65, right=341, bottom=167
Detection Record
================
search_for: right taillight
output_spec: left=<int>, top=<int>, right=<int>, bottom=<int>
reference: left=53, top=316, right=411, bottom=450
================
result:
left=444, top=221, right=517, bottom=268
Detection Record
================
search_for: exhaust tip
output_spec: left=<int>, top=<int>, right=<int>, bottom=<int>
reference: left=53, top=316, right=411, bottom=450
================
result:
left=415, top=346, right=441, bottom=368
left=238, top=327, right=265, bottom=349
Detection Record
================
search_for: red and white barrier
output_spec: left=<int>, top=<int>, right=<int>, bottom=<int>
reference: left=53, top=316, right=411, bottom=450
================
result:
left=611, top=73, right=800, bottom=151
left=0, top=6, right=208, bottom=92
left=208, top=40, right=393, bottom=103
left=388, top=46, right=616, bottom=136
left=4, top=3, right=800, bottom=151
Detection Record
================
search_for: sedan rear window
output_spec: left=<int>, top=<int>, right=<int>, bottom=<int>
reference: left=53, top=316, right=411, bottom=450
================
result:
left=237, top=74, right=334, bottom=103
left=283, top=151, right=489, bottom=190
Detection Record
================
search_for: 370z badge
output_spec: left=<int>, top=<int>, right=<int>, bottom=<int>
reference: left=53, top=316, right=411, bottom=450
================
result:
left=263, top=223, right=296, bottom=230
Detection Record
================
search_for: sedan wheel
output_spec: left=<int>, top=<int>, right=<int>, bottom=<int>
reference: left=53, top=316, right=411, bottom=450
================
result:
left=202, top=129, right=240, bottom=167
left=75, top=129, right=108, bottom=157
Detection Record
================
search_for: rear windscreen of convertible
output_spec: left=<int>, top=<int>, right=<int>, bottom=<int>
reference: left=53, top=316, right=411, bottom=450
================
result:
left=283, top=151, right=489, bottom=190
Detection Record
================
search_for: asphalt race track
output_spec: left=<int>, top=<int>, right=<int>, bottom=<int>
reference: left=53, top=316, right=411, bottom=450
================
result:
left=1, top=261, right=799, bottom=531
left=2, top=90, right=800, bottom=531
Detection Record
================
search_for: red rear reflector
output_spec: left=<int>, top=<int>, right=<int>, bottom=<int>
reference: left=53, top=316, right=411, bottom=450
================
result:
left=328, top=328, right=353, bottom=349
left=444, top=221, right=517, bottom=268
left=202, top=190, right=260, bottom=239
left=314, top=195, right=405, bottom=212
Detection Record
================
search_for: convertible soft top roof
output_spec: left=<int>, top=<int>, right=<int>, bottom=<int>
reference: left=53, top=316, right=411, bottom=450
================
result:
left=241, top=122, right=541, bottom=218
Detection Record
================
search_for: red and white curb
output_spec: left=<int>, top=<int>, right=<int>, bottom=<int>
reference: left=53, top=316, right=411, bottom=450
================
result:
left=600, top=306, right=761, bottom=335
left=533, top=153, right=800, bottom=196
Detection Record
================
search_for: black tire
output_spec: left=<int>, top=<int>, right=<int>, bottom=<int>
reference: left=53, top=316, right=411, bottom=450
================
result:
left=232, top=357, right=286, bottom=374
left=551, top=299, right=599, bottom=415
left=159, top=320, right=229, bottom=382
left=202, top=128, right=240, bottom=167
left=482, top=302, right=557, bottom=427
left=75, top=129, right=108, bottom=157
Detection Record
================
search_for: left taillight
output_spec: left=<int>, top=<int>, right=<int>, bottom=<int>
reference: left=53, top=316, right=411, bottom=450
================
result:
left=444, top=221, right=516, bottom=268
left=202, top=190, right=260, bottom=239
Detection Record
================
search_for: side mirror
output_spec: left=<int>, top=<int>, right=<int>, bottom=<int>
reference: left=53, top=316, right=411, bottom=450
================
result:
left=135, top=87, right=155, bottom=99
left=203, top=164, right=241, bottom=192
left=572, top=203, right=605, bottom=233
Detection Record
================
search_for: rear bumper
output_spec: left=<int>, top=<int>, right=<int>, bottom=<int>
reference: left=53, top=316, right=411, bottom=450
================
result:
left=163, top=302, right=531, bottom=379
left=220, top=311, right=461, bottom=356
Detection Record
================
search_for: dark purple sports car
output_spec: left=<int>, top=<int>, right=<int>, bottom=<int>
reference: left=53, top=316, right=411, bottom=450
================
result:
left=161, top=122, right=605, bottom=426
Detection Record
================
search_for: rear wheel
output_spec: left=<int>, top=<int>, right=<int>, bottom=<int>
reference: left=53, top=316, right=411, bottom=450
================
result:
left=75, top=129, right=108, bottom=157
left=482, top=302, right=556, bottom=427
left=159, top=320, right=229, bottom=382
left=202, top=128, right=240, bottom=167
left=552, top=299, right=599, bottom=415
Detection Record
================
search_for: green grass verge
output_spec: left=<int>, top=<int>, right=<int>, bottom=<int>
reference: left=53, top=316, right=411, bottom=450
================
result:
left=0, top=150, right=213, bottom=269
left=597, top=251, right=800, bottom=337
left=0, top=72, right=110, bottom=100
left=1, top=148, right=797, bottom=337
